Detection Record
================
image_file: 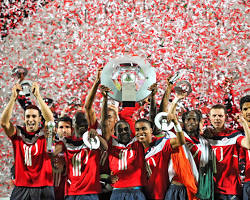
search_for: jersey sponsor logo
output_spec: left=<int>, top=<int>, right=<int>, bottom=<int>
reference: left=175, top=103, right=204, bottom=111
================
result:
left=213, top=147, right=223, bottom=162
left=72, top=151, right=82, bottom=176
left=72, top=150, right=88, bottom=176
left=146, top=157, right=156, bottom=178
left=118, top=149, right=135, bottom=170
left=23, top=143, right=38, bottom=166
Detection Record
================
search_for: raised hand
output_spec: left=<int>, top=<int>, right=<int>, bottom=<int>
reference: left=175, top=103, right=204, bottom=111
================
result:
left=148, top=83, right=158, bottom=96
left=12, top=83, right=22, bottom=100
left=31, top=82, right=40, bottom=98
left=95, top=66, right=103, bottom=83
left=100, top=85, right=111, bottom=98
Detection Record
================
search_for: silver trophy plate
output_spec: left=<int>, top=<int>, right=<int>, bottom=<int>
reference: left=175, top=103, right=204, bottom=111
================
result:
left=101, top=56, right=156, bottom=102
left=174, top=80, right=192, bottom=96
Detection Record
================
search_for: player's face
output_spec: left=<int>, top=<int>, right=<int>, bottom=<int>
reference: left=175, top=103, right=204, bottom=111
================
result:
left=57, top=121, right=72, bottom=138
left=107, top=110, right=117, bottom=131
left=135, top=122, right=152, bottom=145
left=242, top=102, right=250, bottom=124
left=24, top=109, right=41, bottom=132
left=116, top=123, right=131, bottom=145
left=184, top=111, right=199, bottom=134
left=210, top=108, right=226, bottom=130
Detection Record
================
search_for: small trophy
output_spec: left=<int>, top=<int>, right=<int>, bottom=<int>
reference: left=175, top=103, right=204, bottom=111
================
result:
left=82, top=131, right=100, bottom=150
left=47, top=121, right=56, bottom=153
left=174, top=80, right=192, bottom=96
left=154, top=112, right=175, bottom=131
left=169, top=69, right=185, bottom=84
left=12, top=66, right=33, bottom=97
left=101, top=56, right=156, bottom=107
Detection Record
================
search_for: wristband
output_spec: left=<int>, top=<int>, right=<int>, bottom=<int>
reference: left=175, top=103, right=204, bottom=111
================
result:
left=172, top=97, right=179, bottom=104
left=174, top=123, right=182, bottom=132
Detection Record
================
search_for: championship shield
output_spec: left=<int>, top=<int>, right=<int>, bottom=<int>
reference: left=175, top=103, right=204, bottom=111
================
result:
left=101, top=56, right=156, bottom=107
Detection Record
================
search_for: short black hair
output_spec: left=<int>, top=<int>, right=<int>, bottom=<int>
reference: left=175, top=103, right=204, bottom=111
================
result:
left=240, top=95, right=250, bottom=110
left=57, top=115, right=72, bottom=128
left=135, top=118, right=153, bottom=128
left=182, top=109, right=202, bottom=123
left=210, top=104, right=227, bottom=114
left=25, top=105, right=41, bottom=116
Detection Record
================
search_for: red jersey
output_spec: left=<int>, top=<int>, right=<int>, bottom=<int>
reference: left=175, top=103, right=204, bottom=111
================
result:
left=244, top=149, right=250, bottom=182
left=144, top=137, right=173, bottom=200
left=108, top=137, right=146, bottom=188
left=207, top=130, right=244, bottom=195
left=238, top=135, right=250, bottom=182
left=185, top=137, right=202, bottom=168
left=10, top=126, right=53, bottom=187
left=63, top=138, right=101, bottom=196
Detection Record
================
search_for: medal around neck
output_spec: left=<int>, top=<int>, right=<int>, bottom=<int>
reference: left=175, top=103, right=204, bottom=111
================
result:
left=82, top=131, right=100, bottom=149
left=101, top=56, right=156, bottom=106
left=154, top=112, right=175, bottom=131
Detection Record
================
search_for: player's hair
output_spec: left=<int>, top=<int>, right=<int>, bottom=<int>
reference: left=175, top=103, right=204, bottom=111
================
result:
left=135, top=118, right=153, bottom=128
left=240, top=95, right=250, bottom=110
left=57, top=115, right=72, bottom=128
left=210, top=104, right=227, bottom=115
left=24, top=105, right=41, bottom=116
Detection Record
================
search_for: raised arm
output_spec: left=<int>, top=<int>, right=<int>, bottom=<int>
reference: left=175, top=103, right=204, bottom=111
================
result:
left=238, top=114, right=250, bottom=149
left=84, top=67, right=102, bottom=127
left=170, top=114, right=186, bottom=149
left=148, top=83, right=157, bottom=123
left=0, top=84, right=21, bottom=137
left=159, top=76, right=174, bottom=113
left=100, top=85, right=113, bottom=141
left=32, top=82, right=54, bottom=123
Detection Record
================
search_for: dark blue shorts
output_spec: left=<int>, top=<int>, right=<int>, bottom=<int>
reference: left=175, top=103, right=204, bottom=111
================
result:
left=214, top=193, right=241, bottom=200
left=10, top=186, right=55, bottom=200
left=164, top=184, right=188, bottom=200
left=65, top=194, right=99, bottom=200
left=243, top=181, right=250, bottom=200
left=111, top=188, right=146, bottom=200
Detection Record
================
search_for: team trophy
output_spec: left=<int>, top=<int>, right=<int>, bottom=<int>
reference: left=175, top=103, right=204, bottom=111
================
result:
left=154, top=112, right=175, bottom=131
left=12, top=66, right=33, bottom=97
left=174, top=80, right=192, bottom=96
left=101, top=56, right=156, bottom=107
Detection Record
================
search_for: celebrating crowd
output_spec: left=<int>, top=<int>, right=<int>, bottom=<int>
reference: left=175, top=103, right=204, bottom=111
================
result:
left=0, top=67, right=249, bottom=200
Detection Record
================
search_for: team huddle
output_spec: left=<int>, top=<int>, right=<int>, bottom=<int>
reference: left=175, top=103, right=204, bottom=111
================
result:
left=0, top=68, right=249, bottom=200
